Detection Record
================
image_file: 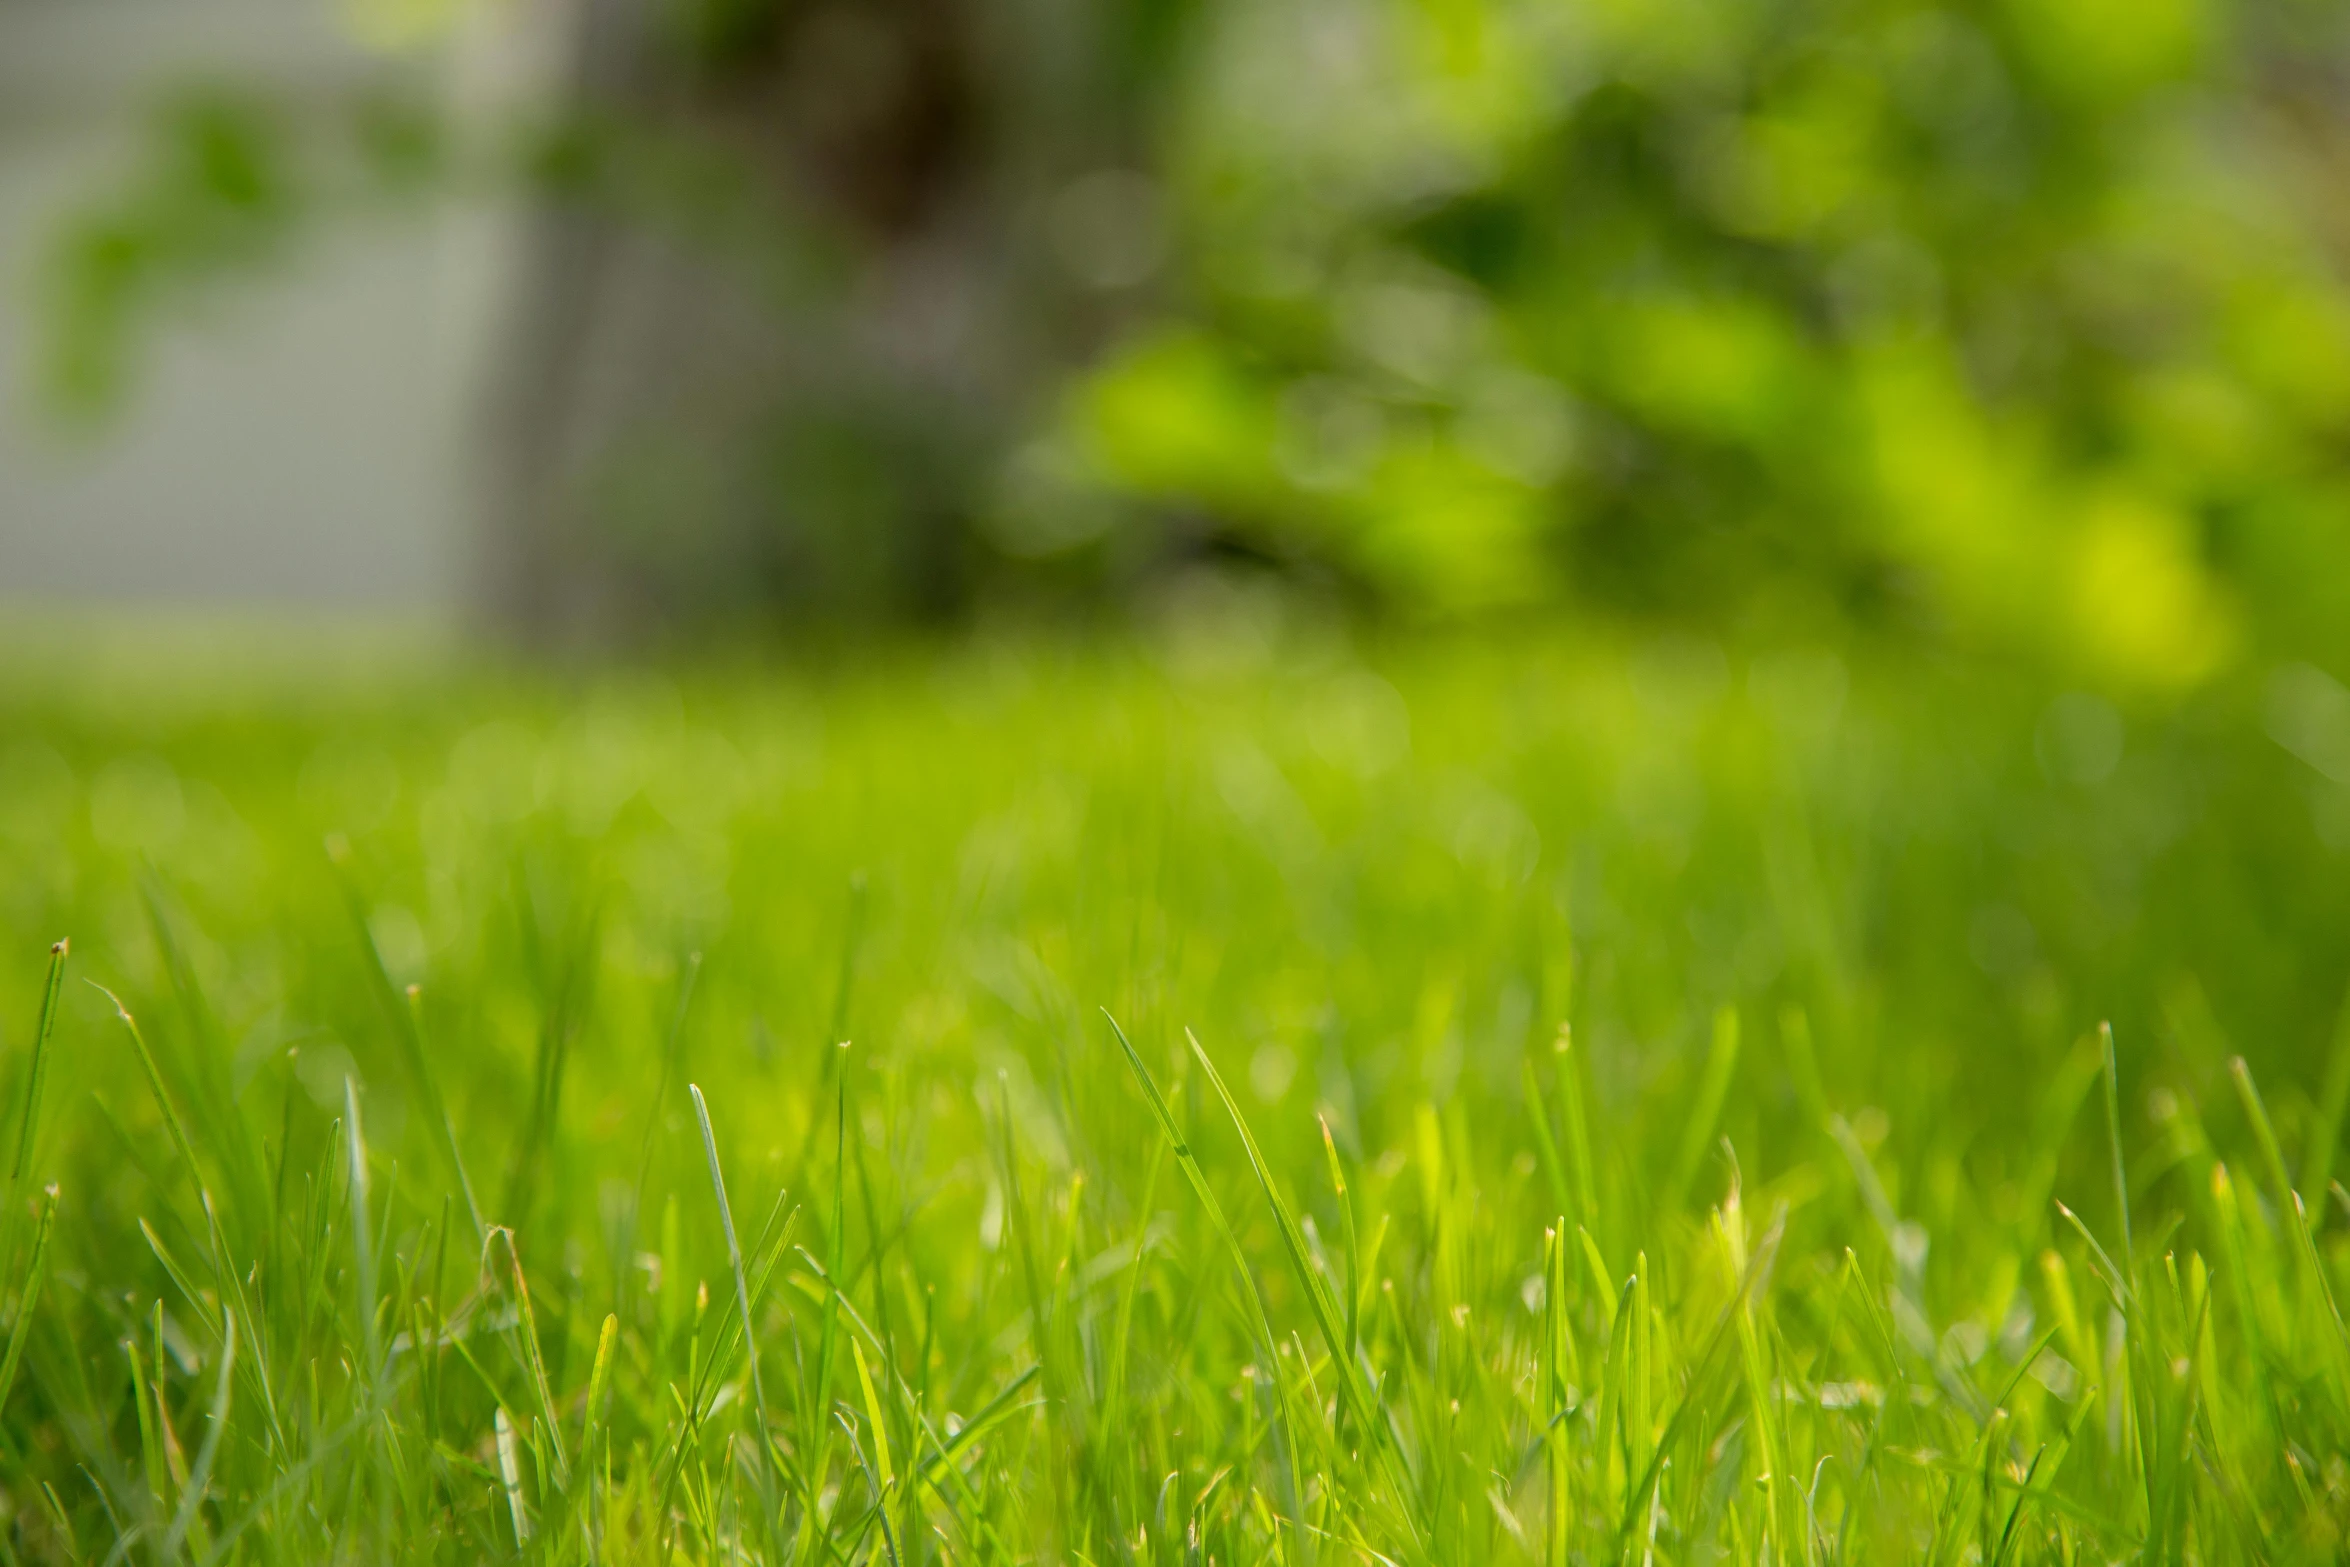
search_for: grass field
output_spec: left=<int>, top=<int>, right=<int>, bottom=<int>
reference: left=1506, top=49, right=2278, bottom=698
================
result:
left=3, top=629, right=2350, bottom=1563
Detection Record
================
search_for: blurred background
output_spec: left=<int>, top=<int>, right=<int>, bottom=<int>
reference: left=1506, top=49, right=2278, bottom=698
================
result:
left=7, top=0, right=2350, bottom=678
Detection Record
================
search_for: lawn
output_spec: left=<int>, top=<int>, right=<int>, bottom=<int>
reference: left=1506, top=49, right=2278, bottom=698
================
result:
left=1, top=629, right=2348, bottom=1562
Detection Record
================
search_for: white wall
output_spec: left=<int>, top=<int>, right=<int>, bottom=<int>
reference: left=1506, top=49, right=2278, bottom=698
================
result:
left=0, top=0, right=482, bottom=611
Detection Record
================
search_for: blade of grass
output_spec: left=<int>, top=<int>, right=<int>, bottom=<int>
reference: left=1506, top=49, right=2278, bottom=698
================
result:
left=494, top=1405, right=529, bottom=1546
left=1664, top=1006, right=1739, bottom=1214
left=1542, top=1223, right=1570, bottom=1567
left=343, top=1077, right=382, bottom=1386
left=1524, top=1057, right=1573, bottom=1235
left=632, top=951, right=703, bottom=1221
left=138, top=880, right=270, bottom=1243
left=850, top=1337, right=898, bottom=1559
left=2301, top=990, right=2350, bottom=1215
left=0, top=1183, right=58, bottom=1416
left=1317, top=1115, right=1361, bottom=1371
left=689, top=1084, right=769, bottom=1425
left=795, top=1041, right=852, bottom=1564
left=1102, top=1127, right=1166, bottom=1446
left=1555, top=1026, right=1599, bottom=1249
left=92, top=983, right=205, bottom=1198
left=404, top=985, right=484, bottom=1243
left=484, top=1227, right=569, bottom=1493
left=2100, top=1023, right=2134, bottom=1290
left=11, top=940, right=66, bottom=1188
left=162, top=1306, right=233, bottom=1561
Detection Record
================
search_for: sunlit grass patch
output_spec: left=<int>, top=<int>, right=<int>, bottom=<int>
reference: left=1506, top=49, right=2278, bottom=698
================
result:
left=0, top=633, right=2347, bottom=1561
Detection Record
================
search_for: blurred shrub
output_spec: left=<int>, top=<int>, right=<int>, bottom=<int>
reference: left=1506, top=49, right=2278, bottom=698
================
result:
left=1036, top=0, right=2350, bottom=686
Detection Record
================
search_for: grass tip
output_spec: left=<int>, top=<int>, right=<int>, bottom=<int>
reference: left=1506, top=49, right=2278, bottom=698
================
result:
left=49, top=939, right=66, bottom=957
left=85, top=978, right=130, bottom=1022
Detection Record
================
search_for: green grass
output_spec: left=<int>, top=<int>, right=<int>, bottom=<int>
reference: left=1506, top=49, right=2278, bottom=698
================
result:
left=2, top=630, right=2350, bottom=1562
